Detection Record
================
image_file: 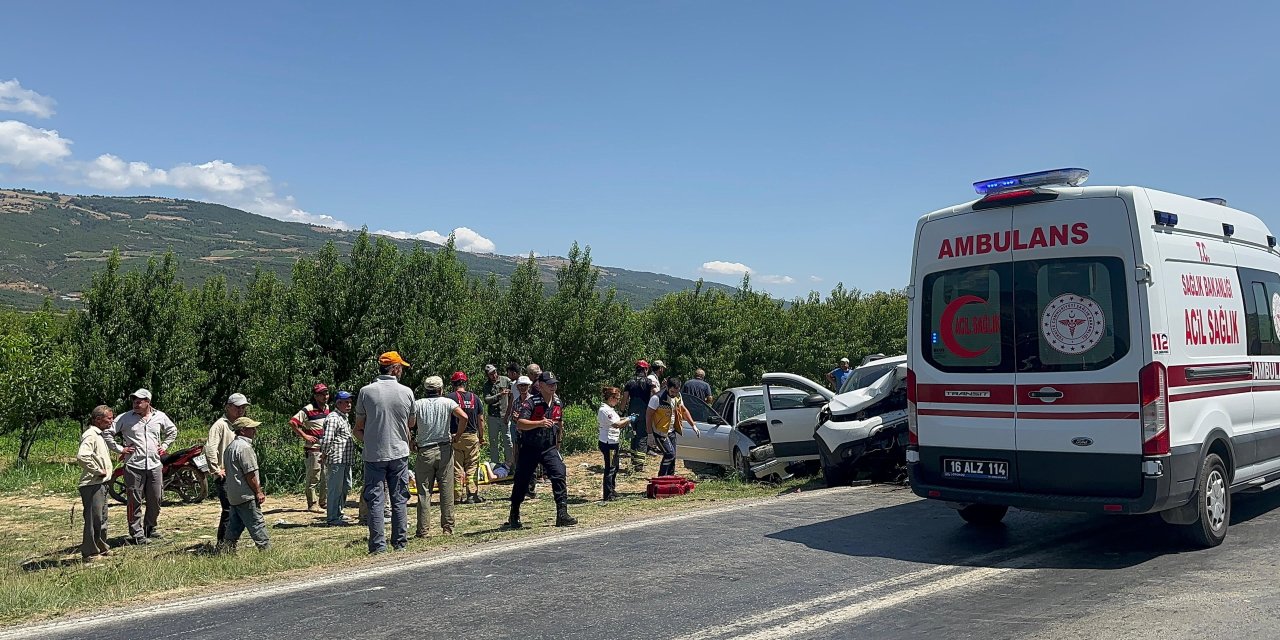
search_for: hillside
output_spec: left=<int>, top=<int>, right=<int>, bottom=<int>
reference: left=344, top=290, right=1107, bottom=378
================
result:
left=0, top=189, right=733, bottom=309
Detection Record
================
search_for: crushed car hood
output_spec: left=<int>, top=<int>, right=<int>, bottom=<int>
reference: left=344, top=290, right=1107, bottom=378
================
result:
left=827, top=364, right=907, bottom=416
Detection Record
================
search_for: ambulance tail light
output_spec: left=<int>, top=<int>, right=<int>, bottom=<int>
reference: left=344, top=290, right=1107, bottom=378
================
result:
left=907, top=368, right=919, bottom=446
left=1139, top=362, right=1169, bottom=456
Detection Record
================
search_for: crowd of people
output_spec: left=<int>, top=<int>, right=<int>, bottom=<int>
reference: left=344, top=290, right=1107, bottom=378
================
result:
left=72, top=352, right=716, bottom=560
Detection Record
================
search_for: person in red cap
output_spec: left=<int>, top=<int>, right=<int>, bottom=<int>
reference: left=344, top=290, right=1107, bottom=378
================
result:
left=620, top=360, right=653, bottom=473
left=291, top=383, right=331, bottom=512
left=448, top=371, right=486, bottom=504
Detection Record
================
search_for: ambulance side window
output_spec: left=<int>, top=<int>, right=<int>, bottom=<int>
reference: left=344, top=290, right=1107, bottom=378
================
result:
left=1240, top=268, right=1280, bottom=356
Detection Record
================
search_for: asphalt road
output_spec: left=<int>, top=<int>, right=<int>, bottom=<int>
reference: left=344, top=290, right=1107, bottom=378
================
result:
left=11, top=483, right=1280, bottom=640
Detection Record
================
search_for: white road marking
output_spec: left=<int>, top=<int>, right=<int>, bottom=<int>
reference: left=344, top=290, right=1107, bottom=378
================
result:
left=672, top=565, right=958, bottom=640
left=676, top=527, right=1104, bottom=640
left=0, top=485, right=885, bottom=640
left=732, top=566, right=1014, bottom=640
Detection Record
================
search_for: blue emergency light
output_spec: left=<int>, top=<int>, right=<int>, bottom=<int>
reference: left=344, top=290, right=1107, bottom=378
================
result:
left=973, top=168, right=1090, bottom=195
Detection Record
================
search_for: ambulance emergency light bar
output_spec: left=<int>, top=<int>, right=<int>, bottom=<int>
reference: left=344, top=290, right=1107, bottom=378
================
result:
left=973, top=168, right=1090, bottom=195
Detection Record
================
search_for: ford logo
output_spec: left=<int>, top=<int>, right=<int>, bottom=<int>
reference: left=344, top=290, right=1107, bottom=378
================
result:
left=1071, top=437, right=1094, bottom=447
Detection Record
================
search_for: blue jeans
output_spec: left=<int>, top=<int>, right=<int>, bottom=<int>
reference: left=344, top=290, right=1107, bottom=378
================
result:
left=326, top=462, right=351, bottom=524
left=363, top=457, right=410, bottom=553
left=656, top=434, right=677, bottom=476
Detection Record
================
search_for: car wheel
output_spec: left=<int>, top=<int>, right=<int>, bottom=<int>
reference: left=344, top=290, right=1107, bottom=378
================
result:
left=957, top=504, right=1008, bottom=526
left=820, top=450, right=854, bottom=488
left=172, top=466, right=208, bottom=504
left=107, top=475, right=127, bottom=505
left=733, top=450, right=754, bottom=482
left=1181, top=453, right=1230, bottom=548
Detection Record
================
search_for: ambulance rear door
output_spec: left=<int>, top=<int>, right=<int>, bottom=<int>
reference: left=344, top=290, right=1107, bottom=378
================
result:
left=1008, top=195, right=1146, bottom=497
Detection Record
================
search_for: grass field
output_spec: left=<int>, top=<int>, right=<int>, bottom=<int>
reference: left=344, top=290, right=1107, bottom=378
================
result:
left=0, top=433, right=819, bottom=626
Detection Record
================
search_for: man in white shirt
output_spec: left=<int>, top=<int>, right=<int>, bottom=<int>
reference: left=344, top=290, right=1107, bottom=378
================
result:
left=103, top=388, right=177, bottom=544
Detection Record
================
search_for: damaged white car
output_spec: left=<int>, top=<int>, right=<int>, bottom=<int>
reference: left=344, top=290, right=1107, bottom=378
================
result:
left=677, top=375, right=831, bottom=480
left=815, top=359, right=910, bottom=487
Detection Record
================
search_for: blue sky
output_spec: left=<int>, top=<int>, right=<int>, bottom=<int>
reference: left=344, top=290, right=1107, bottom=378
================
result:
left=2, top=1, right=1278, bottom=295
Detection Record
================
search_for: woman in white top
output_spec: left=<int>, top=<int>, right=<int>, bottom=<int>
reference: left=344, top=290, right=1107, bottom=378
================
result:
left=597, top=386, right=634, bottom=501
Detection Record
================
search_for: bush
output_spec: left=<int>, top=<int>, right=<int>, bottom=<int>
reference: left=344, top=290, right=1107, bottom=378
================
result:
left=560, top=404, right=598, bottom=456
left=249, top=411, right=309, bottom=493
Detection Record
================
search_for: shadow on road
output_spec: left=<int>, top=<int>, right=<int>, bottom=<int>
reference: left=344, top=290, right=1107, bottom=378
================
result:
left=767, top=487, right=1280, bottom=571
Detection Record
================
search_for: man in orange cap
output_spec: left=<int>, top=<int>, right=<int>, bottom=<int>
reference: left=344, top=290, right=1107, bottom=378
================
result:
left=354, top=351, right=415, bottom=553
left=291, top=383, right=331, bottom=512
left=448, top=371, right=486, bottom=504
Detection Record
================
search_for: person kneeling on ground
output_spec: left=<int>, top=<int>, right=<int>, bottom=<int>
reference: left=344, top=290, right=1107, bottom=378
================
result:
left=221, top=417, right=270, bottom=552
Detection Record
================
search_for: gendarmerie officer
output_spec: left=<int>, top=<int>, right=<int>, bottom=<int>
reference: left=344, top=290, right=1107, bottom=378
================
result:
left=506, top=371, right=576, bottom=529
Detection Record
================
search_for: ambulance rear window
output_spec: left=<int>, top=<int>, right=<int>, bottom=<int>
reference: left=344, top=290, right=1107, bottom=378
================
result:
left=922, top=264, right=1012, bottom=373
left=921, top=257, right=1129, bottom=373
left=1013, top=257, right=1129, bottom=372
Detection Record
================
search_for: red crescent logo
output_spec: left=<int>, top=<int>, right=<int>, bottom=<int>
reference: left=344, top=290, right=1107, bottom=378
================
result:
left=939, top=294, right=991, bottom=359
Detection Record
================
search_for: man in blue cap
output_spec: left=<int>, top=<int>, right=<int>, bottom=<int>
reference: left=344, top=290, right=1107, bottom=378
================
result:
left=320, top=391, right=356, bottom=526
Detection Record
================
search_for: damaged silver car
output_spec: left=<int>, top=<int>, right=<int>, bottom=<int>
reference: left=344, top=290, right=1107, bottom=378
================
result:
left=677, top=378, right=829, bottom=480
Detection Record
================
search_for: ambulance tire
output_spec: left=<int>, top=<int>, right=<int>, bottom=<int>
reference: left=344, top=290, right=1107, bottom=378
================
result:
left=1181, top=453, right=1230, bottom=548
left=957, top=504, right=1008, bottom=527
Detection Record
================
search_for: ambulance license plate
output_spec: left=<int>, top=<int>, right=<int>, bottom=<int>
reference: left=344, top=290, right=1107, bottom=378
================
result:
left=942, top=458, right=1008, bottom=480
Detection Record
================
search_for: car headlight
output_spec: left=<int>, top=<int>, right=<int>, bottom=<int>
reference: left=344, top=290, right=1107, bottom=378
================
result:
left=817, top=406, right=831, bottom=426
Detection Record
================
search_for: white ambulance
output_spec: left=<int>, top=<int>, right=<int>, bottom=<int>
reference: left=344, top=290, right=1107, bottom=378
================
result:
left=905, top=168, right=1280, bottom=547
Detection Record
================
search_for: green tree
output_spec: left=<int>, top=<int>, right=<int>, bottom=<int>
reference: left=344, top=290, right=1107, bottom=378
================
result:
left=0, top=305, right=76, bottom=460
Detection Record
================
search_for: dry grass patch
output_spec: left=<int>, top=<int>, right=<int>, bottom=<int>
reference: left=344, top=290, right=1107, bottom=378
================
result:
left=0, top=450, right=817, bottom=627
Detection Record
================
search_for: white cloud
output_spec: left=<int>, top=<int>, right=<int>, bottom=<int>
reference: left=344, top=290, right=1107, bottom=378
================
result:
left=373, top=226, right=496, bottom=254
left=83, top=154, right=165, bottom=189
left=809, top=275, right=823, bottom=283
left=700, top=260, right=793, bottom=286
left=700, top=261, right=753, bottom=277
left=0, top=120, right=73, bottom=167
left=81, top=153, right=350, bottom=229
left=0, top=79, right=56, bottom=118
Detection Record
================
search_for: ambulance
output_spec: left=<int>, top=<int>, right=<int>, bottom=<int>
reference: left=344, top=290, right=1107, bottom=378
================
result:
left=905, top=168, right=1280, bottom=547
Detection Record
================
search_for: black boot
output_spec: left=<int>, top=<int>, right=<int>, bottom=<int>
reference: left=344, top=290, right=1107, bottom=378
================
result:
left=503, top=504, right=523, bottom=529
left=555, top=504, right=577, bottom=527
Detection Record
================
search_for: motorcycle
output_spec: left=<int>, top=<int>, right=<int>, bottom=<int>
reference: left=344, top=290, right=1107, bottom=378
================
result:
left=107, top=444, right=210, bottom=504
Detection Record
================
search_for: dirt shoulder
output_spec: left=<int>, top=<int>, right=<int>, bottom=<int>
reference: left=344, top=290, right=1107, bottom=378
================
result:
left=0, top=451, right=815, bottom=626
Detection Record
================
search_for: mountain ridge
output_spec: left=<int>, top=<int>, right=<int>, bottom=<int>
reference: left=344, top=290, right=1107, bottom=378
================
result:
left=0, top=188, right=735, bottom=309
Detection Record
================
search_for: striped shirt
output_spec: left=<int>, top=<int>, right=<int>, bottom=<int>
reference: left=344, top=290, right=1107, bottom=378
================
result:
left=320, top=411, right=356, bottom=465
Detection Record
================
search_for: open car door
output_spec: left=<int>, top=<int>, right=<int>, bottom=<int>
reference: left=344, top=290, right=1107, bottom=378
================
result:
left=761, top=373, right=833, bottom=461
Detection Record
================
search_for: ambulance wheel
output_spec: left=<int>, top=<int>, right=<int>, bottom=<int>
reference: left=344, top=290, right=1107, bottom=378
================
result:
left=957, top=504, right=1008, bottom=527
left=1181, top=453, right=1229, bottom=548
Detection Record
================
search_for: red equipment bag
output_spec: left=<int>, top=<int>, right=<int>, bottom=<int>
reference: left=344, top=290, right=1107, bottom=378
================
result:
left=645, top=475, right=696, bottom=499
